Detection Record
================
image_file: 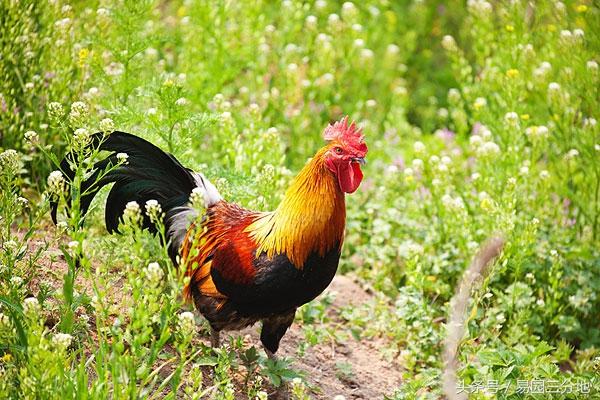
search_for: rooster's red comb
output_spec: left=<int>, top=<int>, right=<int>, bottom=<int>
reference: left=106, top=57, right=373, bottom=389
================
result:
left=323, top=116, right=364, bottom=144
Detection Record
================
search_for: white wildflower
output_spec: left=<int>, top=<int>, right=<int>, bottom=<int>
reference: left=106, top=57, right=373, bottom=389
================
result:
left=539, top=170, right=550, bottom=180
left=145, top=199, right=162, bottom=222
left=175, top=97, right=187, bottom=106
left=360, top=48, right=374, bottom=60
left=47, top=170, right=65, bottom=196
left=116, top=152, right=128, bottom=163
left=412, top=158, right=424, bottom=170
left=47, top=102, right=64, bottom=120
left=525, top=125, right=549, bottom=139
left=473, top=97, right=487, bottom=110
left=583, top=118, right=597, bottom=128
left=469, top=135, right=483, bottom=148
left=97, top=7, right=109, bottom=17
left=548, top=82, right=561, bottom=92
left=0, top=149, right=20, bottom=174
left=122, top=201, right=141, bottom=226
left=413, top=141, right=426, bottom=154
left=559, top=30, right=573, bottom=42
left=587, top=60, right=598, bottom=72
left=73, top=128, right=90, bottom=148
left=23, top=297, right=40, bottom=315
left=566, top=149, right=579, bottom=158
left=70, top=101, right=88, bottom=116
left=480, top=126, right=492, bottom=139
left=56, top=221, right=68, bottom=232
left=52, top=333, right=73, bottom=349
left=477, top=141, right=500, bottom=157
left=248, top=103, right=260, bottom=115
left=441, top=35, right=457, bottom=51
left=145, top=262, right=164, bottom=284
left=24, top=130, right=39, bottom=143
left=573, top=29, right=584, bottom=39
left=190, top=187, right=208, bottom=209
left=386, top=44, right=400, bottom=55
left=178, top=311, right=196, bottom=335
left=10, top=276, right=23, bottom=286
left=536, top=298, right=545, bottom=307
left=104, top=62, right=124, bottom=76
left=99, top=118, right=115, bottom=133
left=504, top=112, right=519, bottom=126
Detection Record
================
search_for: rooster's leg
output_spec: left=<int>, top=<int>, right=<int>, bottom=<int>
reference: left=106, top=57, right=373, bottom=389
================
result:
left=260, top=310, right=296, bottom=360
left=210, top=327, right=220, bottom=348
left=264, top=348, right=278, bottom=361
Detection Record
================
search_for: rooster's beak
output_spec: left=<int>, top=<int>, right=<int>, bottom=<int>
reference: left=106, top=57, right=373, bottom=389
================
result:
left=351, top=157, right=366, bottom=165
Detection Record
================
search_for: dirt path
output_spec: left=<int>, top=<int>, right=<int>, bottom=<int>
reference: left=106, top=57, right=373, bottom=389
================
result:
left=240, top=275, right=402, bottom=399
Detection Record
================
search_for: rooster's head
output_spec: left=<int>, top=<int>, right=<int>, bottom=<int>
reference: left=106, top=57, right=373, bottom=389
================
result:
left=322, top=116, right=368, bottom=194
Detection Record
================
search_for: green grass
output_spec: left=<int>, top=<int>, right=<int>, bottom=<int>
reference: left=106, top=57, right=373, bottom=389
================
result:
left=1, top=0, right=599, bottom=398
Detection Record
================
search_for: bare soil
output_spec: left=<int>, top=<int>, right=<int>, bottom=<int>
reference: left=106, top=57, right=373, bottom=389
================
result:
left=240, top=275, right=402, bottom=399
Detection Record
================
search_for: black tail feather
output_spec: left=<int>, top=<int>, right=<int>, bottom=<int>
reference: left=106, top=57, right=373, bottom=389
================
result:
left=50, top=131, right=197, bottom=234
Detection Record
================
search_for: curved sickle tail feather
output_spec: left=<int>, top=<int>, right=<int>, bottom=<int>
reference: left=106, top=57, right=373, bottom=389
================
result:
left=50, top=131, right=221, bottom=263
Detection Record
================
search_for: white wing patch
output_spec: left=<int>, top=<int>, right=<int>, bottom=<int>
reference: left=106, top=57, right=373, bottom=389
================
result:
left=191, top=172, right=222, bottom=207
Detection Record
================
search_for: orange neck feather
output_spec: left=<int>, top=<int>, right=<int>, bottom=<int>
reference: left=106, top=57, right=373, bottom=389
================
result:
left=246, top=146, right=346, bottom=267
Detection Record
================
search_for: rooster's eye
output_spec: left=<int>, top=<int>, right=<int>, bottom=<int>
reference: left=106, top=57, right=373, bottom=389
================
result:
left=334, top=147, right=343, bottom=154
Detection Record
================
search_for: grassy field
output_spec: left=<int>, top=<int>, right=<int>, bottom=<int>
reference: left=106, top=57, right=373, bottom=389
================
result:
left=1, top=0, right=599, bottom=398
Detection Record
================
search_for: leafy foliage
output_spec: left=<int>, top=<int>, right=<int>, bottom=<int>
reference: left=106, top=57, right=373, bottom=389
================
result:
left=1, top=0, right=599, bottom=398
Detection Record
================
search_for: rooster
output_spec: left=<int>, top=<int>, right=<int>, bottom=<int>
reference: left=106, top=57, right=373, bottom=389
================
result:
left=51, top=116, right=368, bottom=357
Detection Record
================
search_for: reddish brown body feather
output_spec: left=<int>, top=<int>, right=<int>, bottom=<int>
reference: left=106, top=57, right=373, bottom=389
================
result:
left=181, top=202, right=259, bottom=301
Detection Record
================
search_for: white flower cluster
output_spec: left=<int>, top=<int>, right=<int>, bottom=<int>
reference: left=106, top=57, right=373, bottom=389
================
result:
left=178, top=311, right=196, bottom=335
left=533, top=61, right=551, bottom=81
left=441, top=194, right=466, bottom=211
left=24, top=130, right=39, bottom=143
left=99, top=117, right=115, bottom=133
left=73, top=128, right=91, bottom=149
left=144, top=262, right=164, bottom=285
left=504, top=112, right=519, bottom=127
left=23, top=297, right=40, bottom=315
left=122, top=201, right=141, bottom=226
left=470, top=127, right=500, bottom=157
left=467, top=0, right=492, bottom=15
left=441, top=35, right=457, bottom=52
left=52, top=332, right=73, bottom=349
left=116, top=152, right=128, bottom=163
left=145, top=199, right=163, bottom=222
left=0, top=149, right=20, bottom=174
left=188, top=187, right=206, bottom=210
left=525, top=125, right=549, bottom=140
left=560, top=29, right=584, bottom=44
left=69, top=101, right=89, bottom=127
left=47, top=170, right=66, bottom=196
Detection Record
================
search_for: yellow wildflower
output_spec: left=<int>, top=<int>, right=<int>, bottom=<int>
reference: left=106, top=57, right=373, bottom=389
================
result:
left=506, top=69, right=519, bottom=78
